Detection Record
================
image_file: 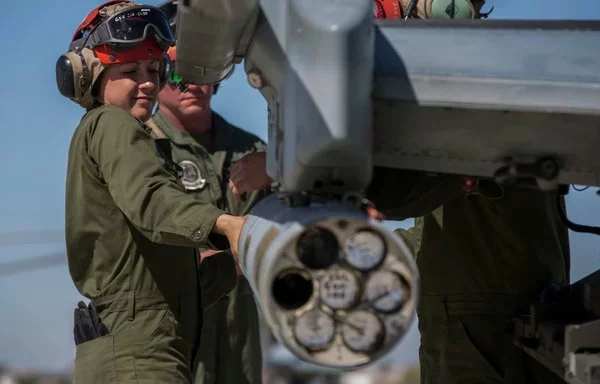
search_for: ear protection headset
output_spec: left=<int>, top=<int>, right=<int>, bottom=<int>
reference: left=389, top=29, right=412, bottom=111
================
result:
left=56, top=0, right=174, bottom=109
left=400, top=0, right=492, bottom=19
left=374, top=0, right=404, bottom=19
left=427, top=0, right=479, bottom=19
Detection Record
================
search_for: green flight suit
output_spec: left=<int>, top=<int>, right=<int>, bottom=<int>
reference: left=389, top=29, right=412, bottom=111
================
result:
left=66, top=105, right=231, bottom=384
left=150, top=110, right=267, bottom=384
left=369, top=168, right=569, bottom=384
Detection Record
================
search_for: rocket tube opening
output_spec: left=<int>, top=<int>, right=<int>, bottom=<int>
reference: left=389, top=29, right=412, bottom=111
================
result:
left=272, top=269, right=314, bottom=310
left=296, top=227, right=339, bottom=270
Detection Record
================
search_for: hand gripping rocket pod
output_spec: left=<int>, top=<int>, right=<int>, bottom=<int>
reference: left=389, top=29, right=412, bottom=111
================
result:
left=237, top=194, right=420, bottom=369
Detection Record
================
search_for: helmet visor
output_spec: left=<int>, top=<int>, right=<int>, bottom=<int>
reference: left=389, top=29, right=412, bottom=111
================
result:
left=87, top=5, right=175, bottom=50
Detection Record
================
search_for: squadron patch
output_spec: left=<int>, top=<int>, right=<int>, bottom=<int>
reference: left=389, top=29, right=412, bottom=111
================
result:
left=179, top=160, right=207, bottom=191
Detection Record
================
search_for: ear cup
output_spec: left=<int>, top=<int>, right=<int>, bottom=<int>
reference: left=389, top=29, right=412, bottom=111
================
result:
left=429, top=0, right=476, bottom=19
left=56, top=54, right=77, bottom=99
left=55, top=50, right=89, bottom=100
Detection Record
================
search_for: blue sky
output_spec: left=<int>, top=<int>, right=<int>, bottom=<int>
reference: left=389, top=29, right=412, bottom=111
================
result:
left=0, top=0, right=598, bottom=373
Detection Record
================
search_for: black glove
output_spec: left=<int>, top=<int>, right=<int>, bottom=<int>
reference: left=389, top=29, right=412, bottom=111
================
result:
left=73, top=301, right=109, bottom=346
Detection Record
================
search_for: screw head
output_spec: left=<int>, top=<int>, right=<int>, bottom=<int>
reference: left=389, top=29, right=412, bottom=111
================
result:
left=247, top=71, right=264, bottom=89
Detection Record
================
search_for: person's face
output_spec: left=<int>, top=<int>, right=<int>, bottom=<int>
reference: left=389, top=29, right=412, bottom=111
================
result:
left=158, top=76, right=213, bottom=119
left=97, top=59, right=161, bottom=122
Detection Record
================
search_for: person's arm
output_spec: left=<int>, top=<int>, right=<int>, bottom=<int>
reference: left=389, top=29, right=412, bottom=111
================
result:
left=229, top=151, right=272, bottom=204
left=366, top=167, right=463, bottom=220
left=229, top=138, right=271, bottom=214
left=87, top=106, right=242, bottom=252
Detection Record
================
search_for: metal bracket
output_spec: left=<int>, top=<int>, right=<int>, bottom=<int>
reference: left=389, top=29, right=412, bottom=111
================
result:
left=514, top=271, right=600, bottom=384
left=565, top=320, right=600, bottom=384
left=494, top=156, right=562, bottom=191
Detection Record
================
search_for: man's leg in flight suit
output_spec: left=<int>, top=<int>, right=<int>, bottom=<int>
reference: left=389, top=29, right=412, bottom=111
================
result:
left=194, top=278, right=262, bottom=384
left=419, top=313, right=564, bottom=384
left=405, top=191, right=569, bottom=384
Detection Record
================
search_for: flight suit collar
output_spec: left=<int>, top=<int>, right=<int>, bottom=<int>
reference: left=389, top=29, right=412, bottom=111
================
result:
left=152, top=110, right=233, bottom=150
left=152, top=110, right=199, bottom=147
left=209, top=114, right=235, bottom=190
left=211, top=113, right=234, bottom=151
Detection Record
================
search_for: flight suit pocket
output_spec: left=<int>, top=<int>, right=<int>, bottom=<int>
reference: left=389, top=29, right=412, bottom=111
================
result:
left=442, top=316, right=504, bottom=383
left=130, top=308, right=175, bottom=357
left=129, top=308, right=193, bottom=378
left=72, top=335, right=116, bottom=384
left=418, top=314, right=505, bottom=384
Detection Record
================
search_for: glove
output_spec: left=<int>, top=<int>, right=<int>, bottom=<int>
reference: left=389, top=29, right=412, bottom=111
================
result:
left=73, top=301, right=109, bottom=346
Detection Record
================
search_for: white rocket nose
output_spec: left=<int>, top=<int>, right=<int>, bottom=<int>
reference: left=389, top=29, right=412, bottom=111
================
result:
left=238, top=194, right=419, bottom=369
